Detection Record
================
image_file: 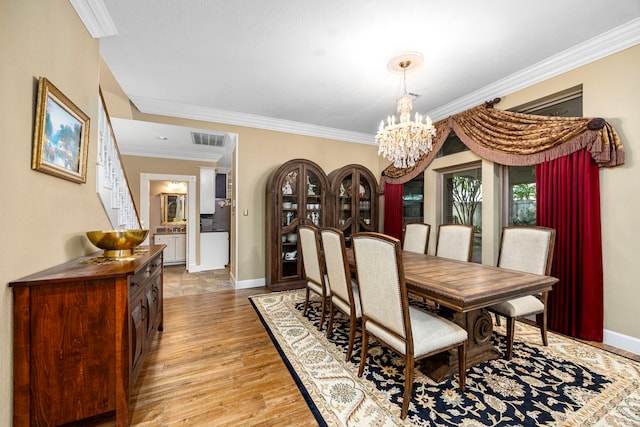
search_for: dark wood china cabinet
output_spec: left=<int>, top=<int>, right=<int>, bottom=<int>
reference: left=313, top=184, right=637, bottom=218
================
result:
left=265, top=159, right=330, bottom=291
left=266, top=160, right=379, bottom=291
left=328, top=164, right=379, bottom=246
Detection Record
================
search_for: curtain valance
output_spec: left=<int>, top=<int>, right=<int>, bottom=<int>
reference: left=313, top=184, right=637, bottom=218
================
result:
left=381, top=103, right=625, bottom=185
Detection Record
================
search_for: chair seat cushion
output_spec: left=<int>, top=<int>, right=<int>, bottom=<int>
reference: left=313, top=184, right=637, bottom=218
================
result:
left=366, top=306, right=467, bottom=357
left=410, top=307, right=468, bottom=357
left=489, top=295, right=544, bottom=317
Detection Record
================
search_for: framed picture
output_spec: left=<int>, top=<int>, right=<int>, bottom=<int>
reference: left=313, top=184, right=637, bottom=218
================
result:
left=32, top=77, right=90, bottom=183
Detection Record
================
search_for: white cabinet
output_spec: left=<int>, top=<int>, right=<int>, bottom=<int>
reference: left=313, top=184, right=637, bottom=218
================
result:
left=154, top=234, right=186, bottom=265
left=200, top=232, right=229, bottom=271
left=200, top=167, right=215, bottom=214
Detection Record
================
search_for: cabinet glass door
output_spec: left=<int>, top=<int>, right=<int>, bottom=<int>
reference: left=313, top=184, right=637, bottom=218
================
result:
left=280, top=169, right=300, bottom=279
left=305, top=170, right=323, bottom=227
left=337, top=173, right=354, bottom=245
left=358, top=175, right=373, bottom=229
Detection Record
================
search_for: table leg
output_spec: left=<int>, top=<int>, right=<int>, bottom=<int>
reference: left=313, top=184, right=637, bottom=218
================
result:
left=418, top=308, right=501, bottom=382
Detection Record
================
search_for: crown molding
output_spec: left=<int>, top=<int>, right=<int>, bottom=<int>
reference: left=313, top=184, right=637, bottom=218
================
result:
left=131, top=18, right=639, bottom=146
left=130, top=97, right=377, bottom=145
left=428, top=17, right=640, bottom=121
left=70, top=0, right=118, bottom=38
left=119, top=149, right=222, bottom=163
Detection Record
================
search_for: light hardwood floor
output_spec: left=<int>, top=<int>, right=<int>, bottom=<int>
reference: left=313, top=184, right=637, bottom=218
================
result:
left=84, top=266, right=638, bottom=426
left=85, top=266, right=317, bottom=426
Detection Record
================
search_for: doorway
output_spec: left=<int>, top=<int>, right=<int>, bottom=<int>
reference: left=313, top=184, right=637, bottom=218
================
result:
left=140, top=173, right=197, bottom=272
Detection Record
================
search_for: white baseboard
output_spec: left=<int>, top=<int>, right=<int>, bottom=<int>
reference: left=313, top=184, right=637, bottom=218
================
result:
left=603, top=329, right=640, bottom=356
left=235, top=277, right=265, bottom=290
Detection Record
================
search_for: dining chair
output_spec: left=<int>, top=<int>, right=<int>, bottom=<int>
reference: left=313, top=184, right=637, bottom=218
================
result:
left=352, top=232, right=467, bottom=419
left=435, top=223, right=474, bottom=261
left=403, top=223, right=431, bottom=254
left=298, top=225, right=330, bottom=331
left=320, top=227, right=361, bottom=361
left=487, top=226, right=556, bottom=360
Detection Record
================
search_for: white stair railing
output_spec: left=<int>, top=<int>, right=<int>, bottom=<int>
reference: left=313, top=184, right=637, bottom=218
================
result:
left=96, top=89, right=141, bottom=230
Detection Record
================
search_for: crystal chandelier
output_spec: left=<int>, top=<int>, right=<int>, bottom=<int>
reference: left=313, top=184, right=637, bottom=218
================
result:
left=376, top=58, right=436, bottom=169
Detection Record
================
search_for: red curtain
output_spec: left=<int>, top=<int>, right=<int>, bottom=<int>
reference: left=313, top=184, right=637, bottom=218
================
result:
left=383, top=182, right=403, bottom=240
left=536, top=148, right=603, bottom=341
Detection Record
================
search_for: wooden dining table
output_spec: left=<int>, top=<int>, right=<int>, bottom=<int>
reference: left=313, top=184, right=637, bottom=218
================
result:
left=346, top=249, right=558, bottom=381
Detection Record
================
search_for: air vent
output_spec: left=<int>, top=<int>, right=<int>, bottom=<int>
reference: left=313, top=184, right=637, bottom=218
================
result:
left=191, top=132, right=225, bottom=147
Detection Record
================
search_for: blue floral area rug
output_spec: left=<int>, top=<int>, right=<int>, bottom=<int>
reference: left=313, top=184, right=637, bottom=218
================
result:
left=249, top=290, right=640, bottom=426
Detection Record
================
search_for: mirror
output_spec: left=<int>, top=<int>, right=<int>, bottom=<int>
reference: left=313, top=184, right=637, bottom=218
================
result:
left=161, top=193, right=187, bottom=225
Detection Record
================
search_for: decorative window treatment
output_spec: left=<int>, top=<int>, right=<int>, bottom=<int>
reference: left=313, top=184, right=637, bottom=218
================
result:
left=383, top=182, right=403, bottom=241
left=377, top=101, right=623, bottom=342
left=537, top=149, right=604, bottom=341
left=381, top=103, right=624, bottom=185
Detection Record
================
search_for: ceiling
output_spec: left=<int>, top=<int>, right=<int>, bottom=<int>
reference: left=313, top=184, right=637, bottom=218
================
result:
left=90, top=1, right=640, bottom=166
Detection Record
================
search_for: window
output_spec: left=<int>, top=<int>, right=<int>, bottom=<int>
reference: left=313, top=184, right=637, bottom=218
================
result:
left=403, top=173, right=424, bottom=225
left=505, top=166, right=536, bottom=225
left=442, top=166, right=482, bottom=263
left=437, top=133, right=469, bottom=157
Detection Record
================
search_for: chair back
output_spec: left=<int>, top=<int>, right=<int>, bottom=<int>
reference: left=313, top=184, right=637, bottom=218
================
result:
left=298, top=225, right=325, bottom=289
left=320, top=228, right=354, bottom=308
left=435, top=224, right=474, bottom=261
left=352, top=232, right=410, bottom=348
left=498, top=226, right=556, bottom=275
left=403, top=223, right=431, bottom=254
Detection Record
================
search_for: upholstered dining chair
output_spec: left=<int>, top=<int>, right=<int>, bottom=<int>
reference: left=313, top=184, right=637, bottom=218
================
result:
left=487, top=226, right=556, bottom=360
left=435, top=223, right=474, bottom=262
left=298, top=225, right=329, bottom=331
left=352, top=232, right=468, bottom=419
left=320, top=227, right=361, bottom=361
left=403, top=223, right=431, bottom=254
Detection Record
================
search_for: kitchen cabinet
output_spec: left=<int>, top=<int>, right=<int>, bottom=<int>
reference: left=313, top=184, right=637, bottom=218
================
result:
left=200, top=231, right=229, bottom=270
left=9, top=245, right=164, bottom=427
left=216, top=173, right=227, bottom=198
left=154, top=233, right=186, bottom=265
left=328, top=164, right=379, bottom=246
left=265, top=158, right=330, bottom=291
left=200, top=166, right=215, bottom=214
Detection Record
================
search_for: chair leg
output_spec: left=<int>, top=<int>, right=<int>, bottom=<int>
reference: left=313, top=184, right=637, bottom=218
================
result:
left=400, top=354, right=414, bottom=419
left=317, top=295, right=327, bottom=331
left=457, top=342, right=467, bottom=391
left=536, top=311, right=548, bottom=346
left=345, top=314, right=357, bottom=362
left=357, top=329, right=369, bottom=378
left=505, top=316, right=516, bottom=360
left=326, top=304, right=335, bottom=338
left=538, top=292, right=549, bottom=346
left=302, top=287, right=310, bottom=316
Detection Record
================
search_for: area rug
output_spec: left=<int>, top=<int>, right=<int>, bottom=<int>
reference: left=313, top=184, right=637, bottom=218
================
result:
left=249, top=289, right=640, bottom=426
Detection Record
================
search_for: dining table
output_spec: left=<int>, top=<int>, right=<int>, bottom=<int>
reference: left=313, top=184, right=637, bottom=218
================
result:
left=346, top=249, right=558, bottom=381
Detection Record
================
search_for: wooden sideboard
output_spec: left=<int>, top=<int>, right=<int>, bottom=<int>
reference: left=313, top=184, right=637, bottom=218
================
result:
left=9, top=245, right=165, bottom=426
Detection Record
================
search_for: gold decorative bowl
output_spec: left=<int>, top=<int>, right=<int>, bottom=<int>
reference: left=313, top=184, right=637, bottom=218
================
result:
left=86, top=229, right=149, bottom=258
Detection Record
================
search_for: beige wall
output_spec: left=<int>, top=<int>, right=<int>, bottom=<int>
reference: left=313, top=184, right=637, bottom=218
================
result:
left=0, top=1, right=113, bottom=423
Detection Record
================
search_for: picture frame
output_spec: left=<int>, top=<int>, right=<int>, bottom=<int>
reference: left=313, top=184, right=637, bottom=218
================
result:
left=32, top=77, right=90, bottom=183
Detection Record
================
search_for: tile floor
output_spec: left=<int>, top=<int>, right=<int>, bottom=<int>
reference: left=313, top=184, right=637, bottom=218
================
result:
left=163, top=264, right=233, bottom=297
